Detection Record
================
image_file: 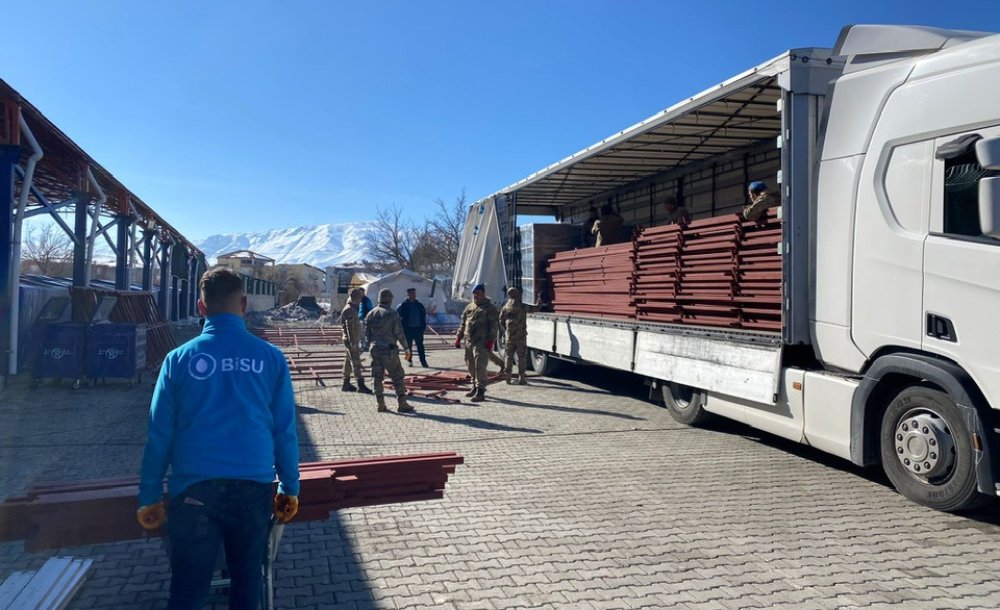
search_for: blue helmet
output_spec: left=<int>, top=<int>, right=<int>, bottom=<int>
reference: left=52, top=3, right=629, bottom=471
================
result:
left=748, top=181, right=768, bottom=193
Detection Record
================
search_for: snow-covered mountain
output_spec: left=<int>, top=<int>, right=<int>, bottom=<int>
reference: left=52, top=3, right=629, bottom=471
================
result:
left=196, top=222, right=372, bottom=268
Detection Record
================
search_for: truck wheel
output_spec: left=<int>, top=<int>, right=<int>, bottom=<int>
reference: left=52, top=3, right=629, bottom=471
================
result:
left=662, top=382, right=711, bottom=425
left=529, top=349, right=562, bottom=376
left=879, top=386, right=988, bottom=512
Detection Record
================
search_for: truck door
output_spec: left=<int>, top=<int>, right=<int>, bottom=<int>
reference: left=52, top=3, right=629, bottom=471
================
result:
left=923, top=128, right=1000, bottom=405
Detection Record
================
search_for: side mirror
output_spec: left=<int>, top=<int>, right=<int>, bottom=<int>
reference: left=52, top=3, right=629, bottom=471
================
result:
left=979, top=177, right=1000, bottom=239
left=975, top=137, right=1000, bottom=170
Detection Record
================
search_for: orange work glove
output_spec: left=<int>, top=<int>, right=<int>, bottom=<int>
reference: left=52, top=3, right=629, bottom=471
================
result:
left=453, top=337, right=462, bottom=349
left=273, top=494, right=299, bottom=523
left=137, top=502, right=166, bottom=530
left=404, top=350, right=412, bottom=362
left=486, top=340, right=495, bottom=352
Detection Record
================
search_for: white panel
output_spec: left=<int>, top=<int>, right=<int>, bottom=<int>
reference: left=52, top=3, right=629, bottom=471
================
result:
left=820, top=63, right=913, bottom=160
left=743, top=368, right=806, bottom=443
left=526, top=316, right=554, bottom=351
left=703, top=393, right=748, bottom=424
left=813, top=155, right=863, bottom=330
left=553, top=322, right=635, bottom=370
left=812, top=322, right=867, bottom=373
left=802, top=371, right=859, bottom=461
left=884, top=141, right=932, bottom=233
left=632, top=331, right=780, bottom=404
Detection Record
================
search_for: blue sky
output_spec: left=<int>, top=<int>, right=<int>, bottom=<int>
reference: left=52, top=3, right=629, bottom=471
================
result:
left=5, top=1, right=999, bottom=239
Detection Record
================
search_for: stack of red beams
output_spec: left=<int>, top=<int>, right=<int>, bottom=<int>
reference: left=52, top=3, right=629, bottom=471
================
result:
left=547, top=242, right=636, bottom=317
left=630, top=212, right=782, bottom=331
left=631, top=224, right=683, bottom=322
left=736, top=214, right=782, bottom=331
left=674, top=215, right=743, bottom=328
left=0, top=453, right=463, bottom=552
left=251, top=327, right=342, bottom=348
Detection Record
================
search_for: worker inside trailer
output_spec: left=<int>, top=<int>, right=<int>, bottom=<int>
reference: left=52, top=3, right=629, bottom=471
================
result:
left=662, top=194, right=691, bottom=226
left=592, top=203, right=625, bottom=246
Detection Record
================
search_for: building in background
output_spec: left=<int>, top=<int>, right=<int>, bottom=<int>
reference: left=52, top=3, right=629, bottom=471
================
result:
left=216, top=250, right=275, bottom=276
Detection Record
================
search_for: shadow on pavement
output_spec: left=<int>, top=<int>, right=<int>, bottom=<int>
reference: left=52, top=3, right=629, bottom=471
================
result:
left=297, top=403, right=343, bottom=416
left=408, top=410, right=544, bottom=434
left=489, top=395, right=646, bottom=421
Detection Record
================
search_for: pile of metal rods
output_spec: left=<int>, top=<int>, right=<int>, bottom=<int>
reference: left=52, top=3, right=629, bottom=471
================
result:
left=0, top=453, right=463, bottom=551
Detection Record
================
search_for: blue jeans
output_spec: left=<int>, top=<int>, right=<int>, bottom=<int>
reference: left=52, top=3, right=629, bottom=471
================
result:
left=166, top=479, right=272, bottom=610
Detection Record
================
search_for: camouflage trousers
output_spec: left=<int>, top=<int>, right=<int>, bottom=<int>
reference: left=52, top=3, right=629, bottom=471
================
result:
left=341, top=344, right=365, bottom=384
left=370, top=348, right=405, bottom=398
left=504, top=339, right=527, bottom=377
left=464, top=344, right=490, bottom=390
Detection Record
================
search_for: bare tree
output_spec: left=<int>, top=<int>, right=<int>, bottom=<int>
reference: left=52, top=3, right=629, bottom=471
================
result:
left=428, top=189, right=468, bottom=270
left=365, top=204, right=420, bottom=271
left=22, top=223, right=73, bottom=276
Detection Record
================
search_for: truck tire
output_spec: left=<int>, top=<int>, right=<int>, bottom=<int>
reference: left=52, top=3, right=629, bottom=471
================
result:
left=529, top=349, right=562, bottom=376
left=879, top=386, right=989, bottom=512
left=662, top=382, right=712, bottom=426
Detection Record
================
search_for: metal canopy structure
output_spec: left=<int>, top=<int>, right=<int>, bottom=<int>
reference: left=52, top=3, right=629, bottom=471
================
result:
left=1, top=77, right=206, bottom=378
left=484, top=49, right=832, bottom=215
left=0, top=78, right=201, bottom=254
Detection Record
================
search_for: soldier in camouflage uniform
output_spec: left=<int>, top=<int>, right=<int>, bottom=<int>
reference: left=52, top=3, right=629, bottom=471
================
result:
left=499, top=287, right=528, bottom=385
left=742, top=181, right=778, bottom=222
left=341, top=288, right=373, bottom=394
left=364, top=289, right=415, bottom=413
left=455, top=284, right=499, bottom=402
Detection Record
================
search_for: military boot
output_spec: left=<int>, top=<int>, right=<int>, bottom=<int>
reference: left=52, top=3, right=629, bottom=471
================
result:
left=464, top=386, right=478, bottom=398
left=357, top=380, right=373, bottom=394
left=517, top=374, right=528, bottom=385
left=341, top=380, right=357, bottom=392
left=505, top=371, right=513, bottom=385
left=397, top=395, right=415, bottom=413
left=471, top=388, right=486, bottom=403
left=376, top=395, right=389, bottom=413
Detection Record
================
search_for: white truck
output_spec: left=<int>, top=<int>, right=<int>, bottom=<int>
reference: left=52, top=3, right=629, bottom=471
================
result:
left=453, top=25, right=1000, bottom=512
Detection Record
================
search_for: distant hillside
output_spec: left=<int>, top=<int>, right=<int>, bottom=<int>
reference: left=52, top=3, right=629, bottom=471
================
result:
left=196, top=222, right=372, bottom=267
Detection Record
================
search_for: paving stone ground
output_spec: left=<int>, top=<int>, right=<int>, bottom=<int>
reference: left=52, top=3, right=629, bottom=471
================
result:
left=1, top=324, right=999, bottom=609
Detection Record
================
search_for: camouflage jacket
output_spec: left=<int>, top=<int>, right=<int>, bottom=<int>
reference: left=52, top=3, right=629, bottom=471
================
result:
left=743, top=192, right=778, bottom=222
left=459, top=298, right=499, bottom=346
left=341, top=301, right=361, bottom=347
left=499, top=299, right=528, bottom=342
left=364, top=305, right=406, bottom=352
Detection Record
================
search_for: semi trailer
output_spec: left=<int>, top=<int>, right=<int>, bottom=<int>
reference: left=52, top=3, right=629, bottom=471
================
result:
left=453, top=25, right=1000, bottom=512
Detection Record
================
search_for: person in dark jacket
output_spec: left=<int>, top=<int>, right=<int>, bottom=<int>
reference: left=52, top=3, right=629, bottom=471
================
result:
left=396, top=288, right=428, bottom=367
left=358, top=287, right=374, bottom=350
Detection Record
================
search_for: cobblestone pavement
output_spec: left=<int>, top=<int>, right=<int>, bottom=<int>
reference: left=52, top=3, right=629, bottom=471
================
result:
left=1, top=327, right=1000, bottom=609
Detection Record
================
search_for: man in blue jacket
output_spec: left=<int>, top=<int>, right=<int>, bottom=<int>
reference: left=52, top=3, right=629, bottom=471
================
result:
left=137, top=267, right=300, bottom=610
left=396, top=287, right=428, bottom=367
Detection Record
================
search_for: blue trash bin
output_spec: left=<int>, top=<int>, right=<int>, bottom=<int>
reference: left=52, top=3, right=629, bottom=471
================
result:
left=36, top=323, right=87, bottom=387
left=86, top=323, right=147, bottom=384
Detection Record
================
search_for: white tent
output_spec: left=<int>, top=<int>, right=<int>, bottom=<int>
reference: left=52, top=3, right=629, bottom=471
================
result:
left=361, top=269, right=457, bottom=322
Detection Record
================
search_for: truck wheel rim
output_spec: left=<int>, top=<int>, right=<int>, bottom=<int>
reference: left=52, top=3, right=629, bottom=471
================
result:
left=672, top=384, right=694, bottom=409
left=893, top=409, right=956, bottom=483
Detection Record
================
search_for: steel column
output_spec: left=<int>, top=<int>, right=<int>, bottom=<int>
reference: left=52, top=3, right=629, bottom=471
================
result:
left=171, top=276, right=180, bottom=321
left=158, top=238, right=171, bottom=319
left=114, top=215, right=131, bottom=290
left=178, top=254, right=189, bottom=319
left=0, top=144, right=21, bottom=378
left=188, top=256, right=199, bottom=316
left=72, top=194, right=92, bottom=287
left=141, top=229, right=153, bottom=291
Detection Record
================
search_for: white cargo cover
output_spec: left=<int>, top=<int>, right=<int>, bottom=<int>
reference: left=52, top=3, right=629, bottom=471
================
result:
left=451, top=197, right=507, bottom=304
